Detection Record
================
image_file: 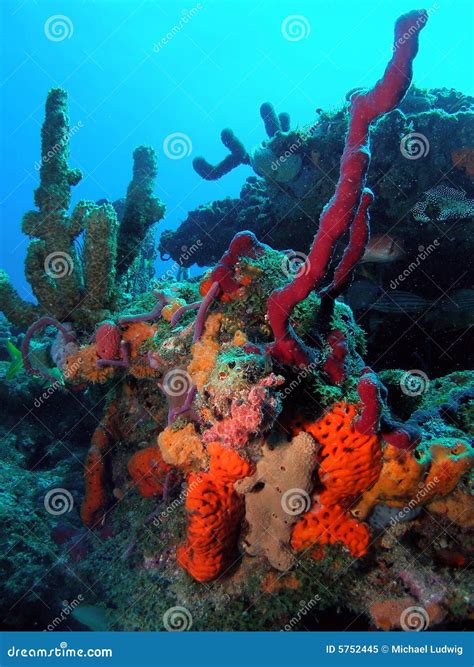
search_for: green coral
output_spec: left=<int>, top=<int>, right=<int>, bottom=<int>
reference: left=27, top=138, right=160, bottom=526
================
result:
left=116, top=146, right=166, bottom=280
left=0, top=90, right=165, bottom=331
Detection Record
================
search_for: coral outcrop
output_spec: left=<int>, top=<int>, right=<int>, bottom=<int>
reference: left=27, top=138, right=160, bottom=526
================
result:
left=2, top=10, right=473, bottom=633
left=0, top=88, right=165, bottom=332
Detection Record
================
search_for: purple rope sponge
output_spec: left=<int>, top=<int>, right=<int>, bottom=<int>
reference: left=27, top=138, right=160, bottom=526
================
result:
left=118, top=291, right=171, bottom=324
left=22, top=317, right=76, bottom=384
left=193, top=281, right=220, bottom=343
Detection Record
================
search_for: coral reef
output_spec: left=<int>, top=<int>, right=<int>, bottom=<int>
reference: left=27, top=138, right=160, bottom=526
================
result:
left=1, top=11, right=473, bottom=634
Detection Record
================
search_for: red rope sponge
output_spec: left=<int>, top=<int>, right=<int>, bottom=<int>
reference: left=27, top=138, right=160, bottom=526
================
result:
left=267, top=10, right=428, bottom=367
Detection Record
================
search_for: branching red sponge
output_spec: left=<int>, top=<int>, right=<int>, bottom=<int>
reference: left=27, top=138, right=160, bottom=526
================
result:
left=267, top=11, right=428, bottom=367
left=177, top=442, right=253, bottom=582
left=292, top=402, right=382, bottom=558
left=205, top=231, right=267, bottom=295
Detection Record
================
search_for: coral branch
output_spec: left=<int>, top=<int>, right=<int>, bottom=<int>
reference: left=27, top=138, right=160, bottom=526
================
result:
left=168, top=384, right=197, bottom=426
left=170, top=301, right=201, bottom=327
left=0, top=270, right=41, bottom=328
left=260, top=102, right=290, bottom=138
left=193, top=281, right=220, bottom=343
left=116, top=146, right=165, bottom=278
left=208, top=231, right=267, bottom=294
left=267, top=11, right=428, bottom=366
left=193, top=129, right=249, bottom=181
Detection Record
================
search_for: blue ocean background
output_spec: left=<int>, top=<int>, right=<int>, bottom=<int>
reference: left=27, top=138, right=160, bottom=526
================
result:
left=1, top=0, right=472, bottom=301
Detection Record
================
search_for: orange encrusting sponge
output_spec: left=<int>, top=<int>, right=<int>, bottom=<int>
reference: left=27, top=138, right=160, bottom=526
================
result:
left=127, top=446, right=172, bottom=497
left=291, top=402, right=382, bottom=559
left=306, top=403, right=382, bottom=506
left=291, top=503, right=370, bottom=559
left=177, top=442, right=253, bottom=582
left=81, top=426, right=112, bottom=528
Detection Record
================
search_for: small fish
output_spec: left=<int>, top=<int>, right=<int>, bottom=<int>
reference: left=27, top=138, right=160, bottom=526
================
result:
left=425, top=288, right=474, bottom=331
left=5, top=340, right=23, bottom=379
left=370, top=291, right=431, bottom=314
left=412, top=185, right=474, bottom=222
left=345, top=279, right=381, bottom=311
left=361, top=235, right=405, bottom=263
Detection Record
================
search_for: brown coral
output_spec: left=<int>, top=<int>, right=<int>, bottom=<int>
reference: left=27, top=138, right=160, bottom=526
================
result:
left=235, top=432, right=317, bottom=571
left=427, top=488, right=474, bottom=528
left=452, top=148, right=474, bottom=178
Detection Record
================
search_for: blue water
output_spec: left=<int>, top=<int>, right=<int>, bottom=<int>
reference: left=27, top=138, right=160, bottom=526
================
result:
left=1, top=0, right=472, bottom=301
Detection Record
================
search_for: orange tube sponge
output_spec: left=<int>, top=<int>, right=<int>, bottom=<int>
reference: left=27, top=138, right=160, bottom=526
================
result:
left=177, top=442, right=252, bottom=582
left=422, top=440, right=473, bottom=500
left=352, top=443, right=426, bottom=519
left=291, top=402, right=382, bottom=558
left=127, top=446, right=172, bottom=497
